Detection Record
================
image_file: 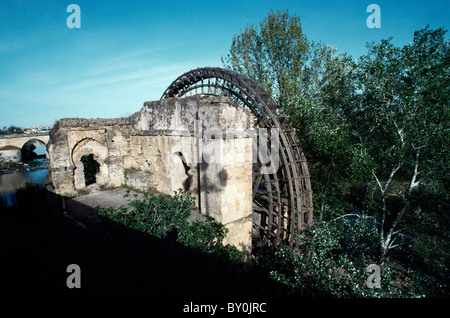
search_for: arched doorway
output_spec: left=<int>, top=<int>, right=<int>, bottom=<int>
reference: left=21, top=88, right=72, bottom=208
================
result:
left=80, top=154, right=100, bottom=186
left=71, top=138, right=108, bottom=190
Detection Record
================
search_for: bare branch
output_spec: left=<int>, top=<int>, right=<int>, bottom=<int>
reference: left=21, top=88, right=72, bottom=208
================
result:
left=373, top=164, right=402, bottom=195
left=332, top=213, right=361, bottom=222
left=383, top=202, right=408, bottom=254
left=385, top=164, right=402, bottom=192
left=372, top=171, right=383, bottom=193
left=407, top=146, right=424, bottom=196
left=387, top=241, right=401, bottom=250
left=393, top=120, right=405, bottom=148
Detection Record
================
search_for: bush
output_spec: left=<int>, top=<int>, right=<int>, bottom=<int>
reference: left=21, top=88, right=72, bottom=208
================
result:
left=96, top=189, right=245, bottom=261
left=268, top=215, right=417, bottom=297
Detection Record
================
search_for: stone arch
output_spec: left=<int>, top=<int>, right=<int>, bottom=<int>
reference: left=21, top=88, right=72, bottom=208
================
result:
left=71, top=138, right=108, bottom=190
left=21, top=138, right=48, bottom=162
left=21, top=138, right=48, bottom=148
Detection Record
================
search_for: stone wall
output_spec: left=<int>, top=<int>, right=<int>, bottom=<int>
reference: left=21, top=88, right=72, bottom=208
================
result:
left=48, top=95, right=254, bottom=251
left=0, top=146, right=22, bottom=163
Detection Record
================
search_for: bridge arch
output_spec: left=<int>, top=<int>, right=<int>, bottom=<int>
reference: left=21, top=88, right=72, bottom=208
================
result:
left=162, top=67, right=313, bottom=246
left=20, top=138, right=48, bottom=148
left=0, top=134, right=50, bottom=163
left=21, top=138, right=48, bottom=162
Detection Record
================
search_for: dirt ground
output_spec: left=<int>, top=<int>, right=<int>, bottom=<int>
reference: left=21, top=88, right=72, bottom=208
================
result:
left=65, top=187, right=207, bottom=227
left=69, top=188, right=143, bottom=210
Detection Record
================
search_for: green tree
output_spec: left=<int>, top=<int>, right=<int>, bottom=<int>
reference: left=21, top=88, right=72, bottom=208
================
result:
left=7, top=126, right=23, bottom=134
left=355, top=26, right=449, bottom=260
left=225, top=11, right=449, bottom=263
left=287, top=43, right=363, bottom=217
left=0, top=125, right=23, bottom=135
left=222, top=9, right=309, bottom=108
left=290, top=27, right=449, bottom=260
left=222, top=11, right=355, bottom=218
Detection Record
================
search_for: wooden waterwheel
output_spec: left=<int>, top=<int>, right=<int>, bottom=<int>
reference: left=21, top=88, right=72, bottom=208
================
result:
left=162, top=67, right=313, bottom=247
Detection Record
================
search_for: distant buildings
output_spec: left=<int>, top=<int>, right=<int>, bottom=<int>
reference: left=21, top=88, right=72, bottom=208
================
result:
left=1, top=126, right=51, bottom=136
left=22, top=126, right=51, bottom=134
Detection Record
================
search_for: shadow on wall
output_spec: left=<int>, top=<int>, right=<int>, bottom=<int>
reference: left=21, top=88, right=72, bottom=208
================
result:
left=0, top=185, right=293, bottom=298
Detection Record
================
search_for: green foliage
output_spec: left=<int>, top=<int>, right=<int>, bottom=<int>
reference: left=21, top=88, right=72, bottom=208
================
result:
left=226, top=9, right=448, bottom=258
left=286, top=43, right=366, bottom=213
left=401, top=184, right=450, bottom=296
left=97, top=189, right=245, bottom=261
left=356, top=26, right=449, bottom=183
left=0, top=125, right=24, bottom=135
left=222, top=9, right=309, bottom=107
left=178, top=219, right=226, bottom=250
left=223, top=11, right=448, bottom=296
left=0, top=155, right=23, bottom=170
left=267, top=216, right=424, bottom=297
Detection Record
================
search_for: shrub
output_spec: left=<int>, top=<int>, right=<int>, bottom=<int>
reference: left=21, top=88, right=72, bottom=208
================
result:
left=268, top=215, right=414, bottom=297
left=97, top=189, right=245, bottom=261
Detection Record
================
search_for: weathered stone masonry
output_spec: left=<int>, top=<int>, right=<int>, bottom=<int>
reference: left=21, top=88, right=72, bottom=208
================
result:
left=48, top=95, right=254, bottom=251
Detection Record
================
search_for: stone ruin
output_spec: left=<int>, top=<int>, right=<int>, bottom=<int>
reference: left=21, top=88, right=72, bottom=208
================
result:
left=48, top=95, right=254, bottom=251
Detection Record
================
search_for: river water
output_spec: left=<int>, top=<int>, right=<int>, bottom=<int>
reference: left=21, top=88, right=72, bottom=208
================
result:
left=0, top=159, right=50, bottom=207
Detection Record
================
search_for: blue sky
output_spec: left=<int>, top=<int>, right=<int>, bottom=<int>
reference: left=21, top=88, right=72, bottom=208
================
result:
left=0, top=0, right=448, bottom=128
